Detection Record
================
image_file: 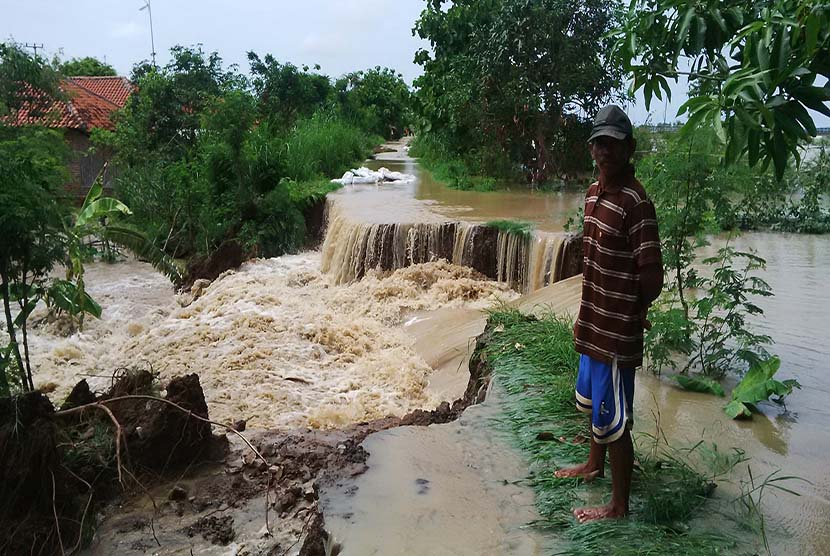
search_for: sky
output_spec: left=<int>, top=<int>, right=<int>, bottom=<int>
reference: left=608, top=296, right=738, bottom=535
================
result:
left=3, top=0, right=827, bottom=126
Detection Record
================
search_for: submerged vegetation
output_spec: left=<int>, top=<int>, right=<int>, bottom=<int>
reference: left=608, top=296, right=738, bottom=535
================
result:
left=634, top=126, right=806, bottom=415
left=479, top=309, right=773, bottom=555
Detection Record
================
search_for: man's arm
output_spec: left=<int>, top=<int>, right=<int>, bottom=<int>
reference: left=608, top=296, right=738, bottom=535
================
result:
left=639, top=263, right=663, bottom=306
left=627, top=198, right=663, bottom=328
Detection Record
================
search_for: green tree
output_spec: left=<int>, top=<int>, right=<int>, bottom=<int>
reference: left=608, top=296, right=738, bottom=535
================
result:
left=0, top=127, right=69, bottom=394
left=247, top=53, right=333, bottom=128
left=336, top=67, right=412, bottom=139
left=611, top=0, right=830, bottom=178
left=104, top=45, right=242, bottom=163
left=413, top=0, right=624, bottom=182
left=0, top=42, right=62, bottom=120
left=58, top=56, right=117, bottom=77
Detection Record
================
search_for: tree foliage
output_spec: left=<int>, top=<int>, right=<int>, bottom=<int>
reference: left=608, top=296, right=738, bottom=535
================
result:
left=413, top=0, right=624, bottom=182
left=101, top=45, right=386, bottom=259
left=0, top=127, right=69, bottom=394
left=612, top=0, right=830, bottom=179
left=337, top=67, right=412, bottom=139
left=0, top=42, right=62, bottom=119
left=639, top=129, right=775, bottom=378
left=58, top=56, right=117, bottom=77
left=248, top=53, right=333, bottom=129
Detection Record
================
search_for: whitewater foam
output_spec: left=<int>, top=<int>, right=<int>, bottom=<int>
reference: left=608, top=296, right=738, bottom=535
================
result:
left=28, top=255, right=517, bottom=430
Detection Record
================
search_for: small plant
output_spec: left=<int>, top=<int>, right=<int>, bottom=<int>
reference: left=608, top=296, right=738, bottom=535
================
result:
left=485, top=219, right=534, bottom=239
left=684, top=246, right=774, bottom=378
left=736, top=467, right=808, bottom=556
left=724, top=357, right=801, bottom=419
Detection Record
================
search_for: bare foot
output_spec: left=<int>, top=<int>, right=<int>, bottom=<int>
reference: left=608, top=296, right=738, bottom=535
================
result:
left=553, top=462, right=604, bottom=481
left=573, top=503, right=626, bottom=523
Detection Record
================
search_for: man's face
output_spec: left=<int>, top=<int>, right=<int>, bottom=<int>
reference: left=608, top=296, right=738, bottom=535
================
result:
left=588, top=135, right=634, bottom=174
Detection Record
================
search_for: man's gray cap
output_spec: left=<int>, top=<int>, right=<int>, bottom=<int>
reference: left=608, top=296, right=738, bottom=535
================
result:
left=588, top=105, right=633, bottom=142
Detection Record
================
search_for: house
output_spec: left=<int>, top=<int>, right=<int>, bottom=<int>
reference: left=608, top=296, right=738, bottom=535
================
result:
left=5, top=76, right=133, bottom=200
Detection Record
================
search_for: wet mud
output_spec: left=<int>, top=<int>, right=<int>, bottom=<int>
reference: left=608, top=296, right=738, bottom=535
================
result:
left=80, top=357, right=495, bottom=556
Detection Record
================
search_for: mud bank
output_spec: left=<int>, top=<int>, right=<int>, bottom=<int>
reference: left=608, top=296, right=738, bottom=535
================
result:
left=80, top=348, right=495, bottom=556
left=0, top=370, right=222, bottom=556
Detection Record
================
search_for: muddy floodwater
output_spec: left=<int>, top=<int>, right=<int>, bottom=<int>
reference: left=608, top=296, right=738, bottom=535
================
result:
left=349, top=144, right=830, bottom=555
left=29, top=141, right=830, bottom=555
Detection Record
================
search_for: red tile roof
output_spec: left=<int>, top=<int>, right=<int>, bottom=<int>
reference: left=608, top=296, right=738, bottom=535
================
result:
left=69, top=76, right=133, bottom=108
left=2, top=77, right=133, bottom=132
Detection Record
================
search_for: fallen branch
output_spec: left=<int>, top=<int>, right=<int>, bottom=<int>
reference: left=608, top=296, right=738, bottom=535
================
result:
left=53, top=394, right=273, bottom=540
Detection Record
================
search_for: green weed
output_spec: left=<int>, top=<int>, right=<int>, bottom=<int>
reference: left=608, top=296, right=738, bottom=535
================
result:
left=283, top=113, right=380, bottom=181
left=486, top=219, right=534, bottom=239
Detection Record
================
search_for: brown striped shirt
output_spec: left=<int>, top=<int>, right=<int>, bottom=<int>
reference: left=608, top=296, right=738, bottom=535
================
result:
left=573, top=169, right=662, bottom=368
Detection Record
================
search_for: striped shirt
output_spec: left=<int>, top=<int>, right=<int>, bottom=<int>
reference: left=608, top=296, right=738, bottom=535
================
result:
left=573, top=168, right=662, bottom=368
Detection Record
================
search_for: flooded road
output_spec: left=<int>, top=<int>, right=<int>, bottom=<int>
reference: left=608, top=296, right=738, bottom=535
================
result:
left=322, top=388, right=551, bottom=556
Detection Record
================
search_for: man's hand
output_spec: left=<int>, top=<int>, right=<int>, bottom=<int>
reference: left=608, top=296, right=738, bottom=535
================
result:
left=640, top=306, right=652, bottom=331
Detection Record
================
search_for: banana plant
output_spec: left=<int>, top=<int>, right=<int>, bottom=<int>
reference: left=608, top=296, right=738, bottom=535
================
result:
left=52, top=173, right=183, bottom=330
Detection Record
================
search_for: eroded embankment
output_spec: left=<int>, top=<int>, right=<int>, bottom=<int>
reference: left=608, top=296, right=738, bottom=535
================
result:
left=69, top=334, right=496, bottom=556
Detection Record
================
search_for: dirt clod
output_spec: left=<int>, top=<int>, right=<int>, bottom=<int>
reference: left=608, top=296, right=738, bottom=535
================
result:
left=187, top=514, right=236, bottom=546
left=169, top=485, right=188, bottom=501
left=60, top=378, right=96, bottom=410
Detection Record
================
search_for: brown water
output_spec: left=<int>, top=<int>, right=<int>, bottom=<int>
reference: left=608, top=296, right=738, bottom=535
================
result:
left=330, top=142, right=830, bottom=555
left=636, top=232, right=830, bottom=556
left=366, top=150, right=583, bottom=232
left=321, top=388, right=553, bottom=556
left=28, top=255, right=518, bottom=430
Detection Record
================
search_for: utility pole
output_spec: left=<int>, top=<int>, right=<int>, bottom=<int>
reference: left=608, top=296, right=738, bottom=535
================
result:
left=23, top=43, right=44, bottom=57
left=139, top=0, right=157, bottom=67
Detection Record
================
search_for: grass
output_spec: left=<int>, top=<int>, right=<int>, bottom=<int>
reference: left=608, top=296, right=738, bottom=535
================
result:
left=409, top=134, right=499, bottom=192
left=284, top=178, right=342, bottom=209
left=486, top=219, right=534, bottom=239
left=479, top=308, right=748, bottom=555
left=283, top=113, right=382, bottom=181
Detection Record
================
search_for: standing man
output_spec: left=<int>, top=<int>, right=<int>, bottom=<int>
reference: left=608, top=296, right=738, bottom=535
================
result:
left=554, top=105, right=663, bottom=522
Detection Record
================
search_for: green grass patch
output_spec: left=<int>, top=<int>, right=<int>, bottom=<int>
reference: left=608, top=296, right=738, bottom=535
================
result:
left=283, top=114, right=382, bottom=181
left=486, top=219, right=534, bottom=239
left=409, top=134, right=499, bottom=191
left=479, top=308, right=746, bottom=555
left=284, top=178, right=341, bottom=209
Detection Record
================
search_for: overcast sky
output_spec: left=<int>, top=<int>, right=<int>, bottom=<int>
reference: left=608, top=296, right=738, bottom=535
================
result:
left=3, top=0, right=826, bottom=126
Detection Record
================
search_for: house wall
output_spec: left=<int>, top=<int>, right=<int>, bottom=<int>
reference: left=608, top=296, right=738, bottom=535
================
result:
left=64, top=129, right=116, bottom=202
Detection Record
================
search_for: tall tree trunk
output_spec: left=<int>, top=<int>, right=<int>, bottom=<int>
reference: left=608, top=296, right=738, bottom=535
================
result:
left=532, top=127, right=550, bottom=185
